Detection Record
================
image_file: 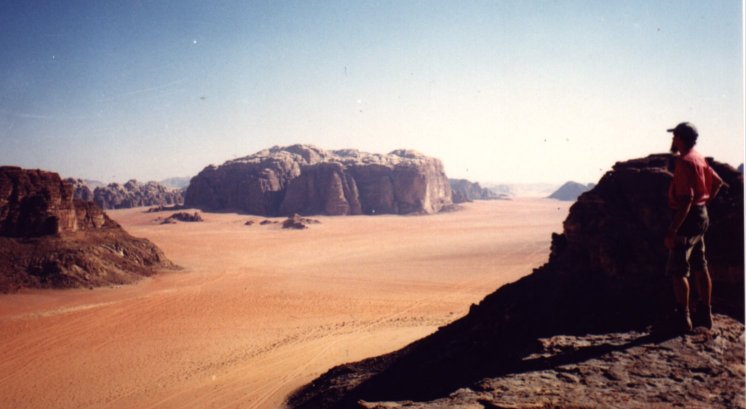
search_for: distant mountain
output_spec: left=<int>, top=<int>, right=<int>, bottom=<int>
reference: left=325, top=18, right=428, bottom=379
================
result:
left=66, top=178, right=184, bottom=209
left=65, top=178, right=95, bottom=202
left=160, top=176, right=191, bottom=190
left=82, top=179, right=105, bottom=189
left=484, top=183, right=560, bottom=198
left=93, top=180, right=184, bottom=210
left=449, top=179, right=509, bottom=203
left=548, top=181, right=595, bottom=201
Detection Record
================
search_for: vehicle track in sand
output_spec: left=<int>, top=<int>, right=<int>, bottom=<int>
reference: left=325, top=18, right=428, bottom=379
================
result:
left=0, top=199, right=570, bottom=409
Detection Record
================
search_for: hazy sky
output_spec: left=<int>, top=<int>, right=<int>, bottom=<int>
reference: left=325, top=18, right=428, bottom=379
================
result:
left=1, top=1, right=743, bottom=184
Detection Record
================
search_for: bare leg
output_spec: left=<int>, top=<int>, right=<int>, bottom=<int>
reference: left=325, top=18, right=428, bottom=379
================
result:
left=671, top=276, right=693, bottom=332
left=672, top=276, right=690, bottom=310
left=692, top=269, right=712, bottom=307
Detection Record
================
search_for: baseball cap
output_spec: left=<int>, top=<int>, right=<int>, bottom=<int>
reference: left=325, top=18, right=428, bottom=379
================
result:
left=666, top=122, right=698, bottom=139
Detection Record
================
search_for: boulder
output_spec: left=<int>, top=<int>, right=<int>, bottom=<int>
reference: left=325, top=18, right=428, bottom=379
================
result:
left=0, top=167, right=173, bottom=292
left=146, top=204, right=185, bottom=213
left=282, top=213, right=321, bottom=230
left=185, top=145, right=452, bottom=216
left=160, top=212, right=203, bottom=224
left=286, top=154, right=744, bottom=408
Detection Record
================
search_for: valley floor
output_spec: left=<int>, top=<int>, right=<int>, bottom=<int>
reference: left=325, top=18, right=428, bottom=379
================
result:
left=0, top=199, right=570, bottom=409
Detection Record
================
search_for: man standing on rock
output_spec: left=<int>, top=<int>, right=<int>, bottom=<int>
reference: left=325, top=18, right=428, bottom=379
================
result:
left=664, top=122, right=724, bottom=333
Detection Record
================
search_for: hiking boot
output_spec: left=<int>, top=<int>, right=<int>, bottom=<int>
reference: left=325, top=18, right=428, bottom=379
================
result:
left=675, top=308, right=693, bottom=334
left=693, top=304, right=713, bottom=329
left=650, top=308, right=693, bottom=337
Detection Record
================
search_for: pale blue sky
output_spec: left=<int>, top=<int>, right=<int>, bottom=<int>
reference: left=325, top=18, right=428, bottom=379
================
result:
left=1, top=1, right=743, bottom=184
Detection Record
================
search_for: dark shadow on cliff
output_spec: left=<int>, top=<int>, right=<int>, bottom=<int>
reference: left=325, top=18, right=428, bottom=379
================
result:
left=286, top=154, right=743, bottom=409
left=287, top=266, right=682, bottom=408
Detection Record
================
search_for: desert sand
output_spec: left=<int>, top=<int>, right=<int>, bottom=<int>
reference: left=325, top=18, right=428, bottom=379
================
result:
left=0, top=199, right=570, bottom=409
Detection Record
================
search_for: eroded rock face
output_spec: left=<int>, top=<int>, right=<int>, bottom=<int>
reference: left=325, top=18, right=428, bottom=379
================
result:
left=449, top=179, right=506, bottom=203
left=1, top=167, right=113, bottom=237
left=91, top=180, right=184, bottom=209
left=185, top=145, right=453, bottom=216
left=0, top=167, right=173, bottom=292
left=286, top=154, right=744, bottom=409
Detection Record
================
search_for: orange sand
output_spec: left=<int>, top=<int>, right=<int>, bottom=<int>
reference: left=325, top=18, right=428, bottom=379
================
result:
left=0, top=199, right=570, bottom=409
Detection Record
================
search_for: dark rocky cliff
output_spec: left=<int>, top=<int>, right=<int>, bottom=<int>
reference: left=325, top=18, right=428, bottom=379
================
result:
left=286, top=154, right=744, bottom=409
left=185, top=145, right=453, bottom=216
left=0, top=167, right=173, bottom=292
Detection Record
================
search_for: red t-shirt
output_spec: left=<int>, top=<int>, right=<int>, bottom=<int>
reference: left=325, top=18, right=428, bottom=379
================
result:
left=668, top=149, right=721, bottom=209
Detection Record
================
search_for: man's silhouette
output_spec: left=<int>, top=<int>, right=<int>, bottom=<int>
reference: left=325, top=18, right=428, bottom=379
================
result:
left=665, top=122, right=723, bottom=333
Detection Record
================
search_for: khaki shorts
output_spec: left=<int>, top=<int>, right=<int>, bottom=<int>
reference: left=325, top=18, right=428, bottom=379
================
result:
left=666, top=206, right=709, bottom=278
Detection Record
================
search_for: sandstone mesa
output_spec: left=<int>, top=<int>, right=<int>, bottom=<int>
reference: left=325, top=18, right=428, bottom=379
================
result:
left=185, top=144, right=453, bottom=216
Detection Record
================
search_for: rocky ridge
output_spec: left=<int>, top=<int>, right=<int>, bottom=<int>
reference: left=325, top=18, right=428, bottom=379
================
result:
left=449, top=179, right=508, bottom=203
left=286, top=154, right=744, bottom=409
left=185, top=145, right=453, bottom=216
left=90, top=179, right=184, bottom=209
left=0, top=167, right=173, bottom=292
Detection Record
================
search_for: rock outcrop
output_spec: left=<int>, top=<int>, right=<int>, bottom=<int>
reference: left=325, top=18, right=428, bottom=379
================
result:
left=548, top=181, right=595, bottom=201
left=282, top=214, right=321, bottom=230
left=449, top=179, right=507, bottom=203
left=86, top=180, right=184, bottom=209
left=286, top=154, right=744, bottom=409
left=348, top=317, right=744, bottom=409
left=185, top=145, right=453, bottom=216
left=0, top=167, right=173, bottom=292
left=160, top=212, right=203, bottom=224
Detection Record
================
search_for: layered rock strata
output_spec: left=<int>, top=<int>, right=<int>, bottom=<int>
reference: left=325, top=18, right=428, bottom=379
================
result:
left=185, top=145, right=453, bottom=216
left=286, top=154, right=744, bottom=409
left=0, top=167, right=173, bottom=292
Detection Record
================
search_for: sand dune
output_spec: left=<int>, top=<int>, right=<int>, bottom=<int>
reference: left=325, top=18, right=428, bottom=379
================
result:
left=0, top=199, right=570, bottom=409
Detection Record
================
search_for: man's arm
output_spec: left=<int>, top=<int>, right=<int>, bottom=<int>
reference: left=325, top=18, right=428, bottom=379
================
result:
left=665, top=195, right=693, bottom=250
left=707, top=169, right=725, bottom=203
